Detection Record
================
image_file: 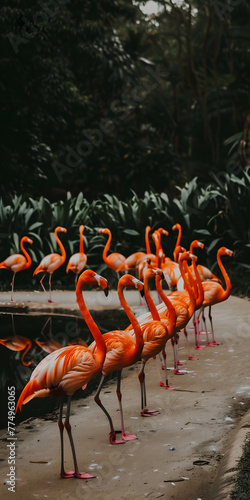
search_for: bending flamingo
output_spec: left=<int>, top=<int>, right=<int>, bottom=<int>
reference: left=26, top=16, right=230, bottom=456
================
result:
left=16, top=269, right=108, bottom=479
left=33, top=226, right=67, bottom=302
left=66, top=225, right=87, bottom=285
left=0, top=335, right=33, bottom=366
left=89, top=274, right=144, bottom=444
left=0, top=236, right=33, bottom=301
left=99, top=228, right=126, bottom=276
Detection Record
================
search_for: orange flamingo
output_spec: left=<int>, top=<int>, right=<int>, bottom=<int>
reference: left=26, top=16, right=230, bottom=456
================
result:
left=197, top=247, right=233, bottom=347
left=0, top=236, right=33, bottom=301
left=66, top=225, right=87, bottom=285
left=33, top=226, right=67, bottom=302
left=127, top=268, right=176, bottom=415
left=16, top=269, right=108, bottom=479
left=172, top=223, right=182, bottom=262
left=99, top=228, right=126, bottom=275
left=0, top=335, right=33, bottom=366
left=189, top=240, right=220, bottom=282
left=89, top=274, right=144, bottom=444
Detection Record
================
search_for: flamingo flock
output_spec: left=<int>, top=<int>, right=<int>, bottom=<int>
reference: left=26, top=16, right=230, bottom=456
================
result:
left=0, top=223, right=233, bottom=480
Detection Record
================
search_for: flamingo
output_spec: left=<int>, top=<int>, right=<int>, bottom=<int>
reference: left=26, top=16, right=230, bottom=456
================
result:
left=172, top=223, right=182, bottom=262
left=126, top=268, right=176, bottom=415
left=33, top=226, right=67, bottom=302
left=127, top=253, right=197, bottom=375
left=66, top=225, right=87, bottom=285
left=0, top=335, right=33, bottom=366
left=16, top=269, right=108, bottom=479
left=196, top=247, right=233, bottom=347
left=99, top=228, right=126, bottom=276
left=88, top=274, right=144, bottom=444
left=0, top=236, right=33, bottom=301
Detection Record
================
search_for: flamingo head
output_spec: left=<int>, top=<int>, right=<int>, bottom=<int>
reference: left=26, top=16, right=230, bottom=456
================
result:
left=224, top=248, right=233, bottom=257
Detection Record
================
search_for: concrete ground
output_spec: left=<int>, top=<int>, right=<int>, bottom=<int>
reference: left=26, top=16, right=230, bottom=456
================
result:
left=0, top=290, right=249, bottom=500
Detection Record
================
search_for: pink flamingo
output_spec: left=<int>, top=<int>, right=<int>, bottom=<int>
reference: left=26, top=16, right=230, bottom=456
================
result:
left=0, top=236, right=33, bottom=301
left=89, top=274, right=144, bottom=443
left=99, top=227, right=126, bottom=275
left=33, top=226, right=67, bottom=302
left=16, top=269, right=108, bottom=479
left=66, top=225, right=87, bottom=285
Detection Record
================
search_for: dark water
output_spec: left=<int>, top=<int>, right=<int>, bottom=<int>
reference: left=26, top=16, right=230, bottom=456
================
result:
left=0, top=309, right=128, bottom=429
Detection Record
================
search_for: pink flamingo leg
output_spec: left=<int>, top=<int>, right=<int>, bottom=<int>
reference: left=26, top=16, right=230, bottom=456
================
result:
left=200, top=308, right=216, bottom=347
left=116, top=372, right=137, bottom=441
left=186, top=320, right=198, bottom=360
left=94, top=375, right=124, bottom=444
left=11, top=272, right=16, bottom=302
left=154, top=351, right=175, bottom=390
left=40, top=274, right=51, bottom=303
left=58, top=401, right=74, bottom=478
left=172, top=334, right=186, bottom=375
left=208, top=306, right=221, bottom=345
left=64, top=397, right=95, bottom=478
left=48, top=273, right=54, bottom=303
left=139, top=361, right=159, bottom=416
left=195, top=309, right=206, bottom=350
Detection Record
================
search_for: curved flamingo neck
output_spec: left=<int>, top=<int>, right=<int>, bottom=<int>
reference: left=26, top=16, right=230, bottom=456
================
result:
left=173, top=225, right=182, bottom=262
left=152, top=232, right=161, bottom=267
left=217, top=250, right=232, bottom=298
left=102, top=230, right=111, bottom=262
left=187, top=259, right=204, bottom=309
left=145, top=226, right=151, bottom=254
left=155, top=277, right=176, bottom=335
left=55, top=229, right=66, bottom=262
left=79, top=226, right=84, bottom=254
left=20, top=239, right=32, bottom=269
left=76, top=282, right=106, bottom=356
left=118, top=284, right=143, bottom=350
left=144, top=274, right=161, bottom=321
left=179, top=254, right=196, bottom=317
left=21, top=340, right=32, bottom=366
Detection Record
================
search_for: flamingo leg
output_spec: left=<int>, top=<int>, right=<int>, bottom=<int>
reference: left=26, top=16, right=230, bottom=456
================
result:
left=11, top=272, right=16, bottom=302
left=64, top=396, right=95, bottom=478
left=48, top=273, right=53, bottom=303
left=195, top=309, right=206, bottom=350
left=40, top=274, right=51, bottom=302
left=94, top=374, right=124, bottom=445
left=138, top=360, right=159, bottom=417
left=154, top=350, right=175, bottom=389
left=200, top=308, right=215, bottom=347
left=58, top=400, right=74, bottom=478
left=116, top=371, right=137, bottom=441
left=185, top=322, right=198, bottom=360
left=173, top=333, right=186, bottom=375
left=208, top=306, right=221, bottom=345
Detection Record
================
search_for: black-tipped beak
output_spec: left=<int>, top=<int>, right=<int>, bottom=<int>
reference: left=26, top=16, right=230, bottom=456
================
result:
left=104, top=286, right=109, bottom=297
left=140, top=289, right=144, bottom=298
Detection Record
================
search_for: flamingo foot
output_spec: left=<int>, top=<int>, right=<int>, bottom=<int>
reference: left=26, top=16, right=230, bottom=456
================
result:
left=61, top=470, right=75, bottom=478
left=212, top=340, right=221, bottom=345
left=206, top=341, right=221, bottom=347
left=109, top=431, right=125, bottom=445
left=74, top=472, right=95, bottom=479
left=122, top=432, right=137, bottom=441
left=48, top=299, right=54, bottom=303
left=174, top=369, right=187, bottom=375
left=188, top=355, right=198, bottom=360
left=160, top=382, right=175, bottom=390
left=141, top=409, right=159, bottom=417
left=195, top=345, right=206, bottom=351
left=177, top=361, right=186, bottom=366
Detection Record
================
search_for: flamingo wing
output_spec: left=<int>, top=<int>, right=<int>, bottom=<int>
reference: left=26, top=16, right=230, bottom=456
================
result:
left=0, top=254, right=26, bottom=272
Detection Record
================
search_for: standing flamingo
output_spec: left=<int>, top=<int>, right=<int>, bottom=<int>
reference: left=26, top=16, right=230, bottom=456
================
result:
left=197, top=247, right=233, bottom=346
left=33, top=226, right=67, bottom=302
left=0, top=236, right=33, bottom=301
left=88, top=274, right=144, bottom=444
left=126, top=268, right=176, bottom=415
left=99, top=228, right=126, bottom=276
left=16, top=269, right=108, bottom=479
left=66, top=225, right=87, bottom=285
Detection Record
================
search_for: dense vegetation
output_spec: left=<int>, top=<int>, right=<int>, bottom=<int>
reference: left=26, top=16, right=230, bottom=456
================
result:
left=0, top=166, right=249, bottom=295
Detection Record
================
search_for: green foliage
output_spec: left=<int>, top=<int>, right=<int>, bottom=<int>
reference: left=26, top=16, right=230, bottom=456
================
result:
left=0, top=168, right=249, bottom=294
